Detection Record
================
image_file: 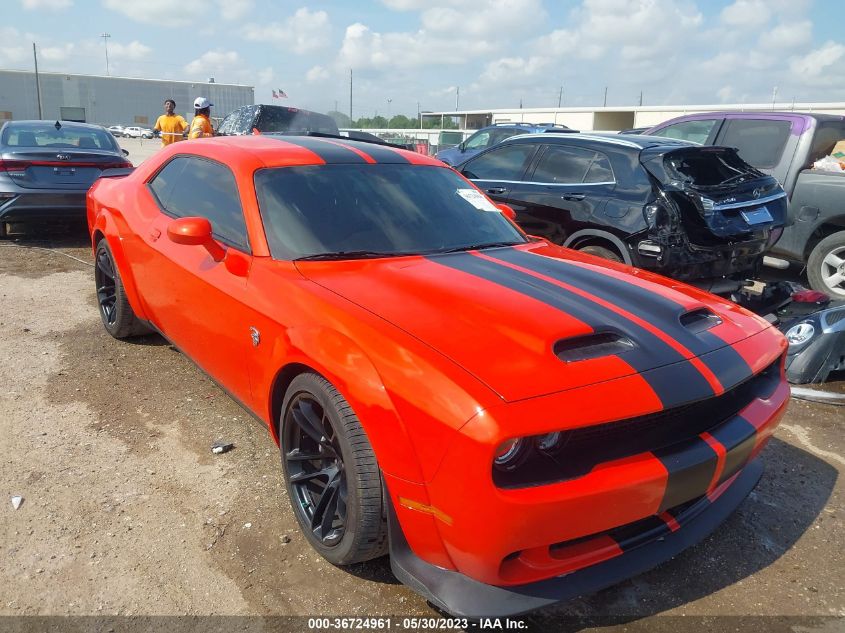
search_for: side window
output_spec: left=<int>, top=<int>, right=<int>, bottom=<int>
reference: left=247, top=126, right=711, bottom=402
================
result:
left=531, top=145, right=597, bottom=184
left=464, top=131, right=491, bottom=150
left=148, top=156, right=249, bottom=251
left=717, top=119, right=793, bottom=169
left=460, top=144, right=536, bottom=181
left=489, top=129, right=521, bottom=145
left=651, top=119, right=718, bottom=144
left=584, top=151, right=614, bottom=183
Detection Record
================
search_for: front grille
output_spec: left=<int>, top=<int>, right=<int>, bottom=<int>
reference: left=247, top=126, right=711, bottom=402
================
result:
left=495, top=358, right=780, bottom=488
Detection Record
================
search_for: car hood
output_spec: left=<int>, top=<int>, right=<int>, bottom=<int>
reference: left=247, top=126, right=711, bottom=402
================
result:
left=297, top=243, right=773, bottom=404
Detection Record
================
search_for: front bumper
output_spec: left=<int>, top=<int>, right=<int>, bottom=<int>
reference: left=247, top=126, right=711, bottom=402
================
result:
left=389, top=459, right=764, bottom=618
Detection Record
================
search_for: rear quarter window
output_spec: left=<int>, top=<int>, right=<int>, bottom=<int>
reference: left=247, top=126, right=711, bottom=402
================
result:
left=717, top=119, right=792, bottom=169
left=651, top=119, right=718, bottom=144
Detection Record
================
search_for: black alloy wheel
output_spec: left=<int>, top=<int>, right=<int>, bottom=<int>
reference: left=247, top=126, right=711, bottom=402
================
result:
left=284, top=393, right=348, bottom=547
left=94, top=239, right=148, bottom=339
left=280, top=373, right=387, bottom=565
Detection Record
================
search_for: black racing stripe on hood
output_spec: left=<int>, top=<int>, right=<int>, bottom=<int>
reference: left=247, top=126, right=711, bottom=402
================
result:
left=486, top=248, right=754, bottom=390
left=270, top=137, right=367, bottom=163
left=428, top=252, right=714, bottom=408
left=348, top=142, right=411, bottom=164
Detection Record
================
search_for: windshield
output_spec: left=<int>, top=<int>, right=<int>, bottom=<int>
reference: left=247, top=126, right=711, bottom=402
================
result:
left=255, top=164, right=526, bottom=260
left=2, top=124, right=119, bottom=151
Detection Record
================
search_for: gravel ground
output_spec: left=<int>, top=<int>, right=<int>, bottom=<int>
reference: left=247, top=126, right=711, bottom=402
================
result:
left=0, top=228, right=842, bottom=633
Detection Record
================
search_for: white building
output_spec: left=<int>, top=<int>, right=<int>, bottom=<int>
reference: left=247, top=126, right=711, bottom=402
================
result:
left=0, top=69, right=254, bottom=127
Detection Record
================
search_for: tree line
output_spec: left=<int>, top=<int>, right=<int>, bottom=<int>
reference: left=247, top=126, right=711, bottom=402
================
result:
left=326, top=111, right=459, bottom=129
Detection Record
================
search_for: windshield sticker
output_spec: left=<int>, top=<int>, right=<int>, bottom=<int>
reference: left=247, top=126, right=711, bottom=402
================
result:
left=457, top=188, right=498, bottom=212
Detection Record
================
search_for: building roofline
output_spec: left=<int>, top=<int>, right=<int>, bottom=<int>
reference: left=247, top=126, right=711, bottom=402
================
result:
left=423, top=102, right=845, bottom=116
left=0, top=67, right=253, bottom=89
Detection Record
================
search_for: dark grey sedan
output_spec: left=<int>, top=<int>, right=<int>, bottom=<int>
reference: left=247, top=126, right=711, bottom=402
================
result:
left=0, top=120, right=132, bottom=236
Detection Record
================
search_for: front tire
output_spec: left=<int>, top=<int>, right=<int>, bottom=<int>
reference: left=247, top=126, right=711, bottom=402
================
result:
left=94, top=239, right=149, bottom=338
left=280, top=373, right=387, bottom=565
left=578, top=244, right=623, bottom=263
left=807, top=231, right=845, bottom=299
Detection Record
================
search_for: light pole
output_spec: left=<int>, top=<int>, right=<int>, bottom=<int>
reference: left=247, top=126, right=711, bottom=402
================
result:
left=100, top=33, right=111, bottom=76
left=387, top=98, right=392, bottom=129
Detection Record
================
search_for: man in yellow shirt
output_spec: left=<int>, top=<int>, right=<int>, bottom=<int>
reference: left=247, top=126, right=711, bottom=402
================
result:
left=153, top=99, right=188, bottom=147
left=188, top=97, right=214, bottom=139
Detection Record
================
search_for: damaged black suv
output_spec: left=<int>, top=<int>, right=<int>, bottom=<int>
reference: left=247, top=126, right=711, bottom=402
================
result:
left=458, top=133, right=787, bottom=284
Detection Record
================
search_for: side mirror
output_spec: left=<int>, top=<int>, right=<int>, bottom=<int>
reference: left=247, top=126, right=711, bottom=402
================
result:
left=459, top=142, right=466, bottom=152
left=122, top=148, right=129, bottom=157
left=167, top=217, right=226, bottom=262
left=497, top=203, right=517, bottom=221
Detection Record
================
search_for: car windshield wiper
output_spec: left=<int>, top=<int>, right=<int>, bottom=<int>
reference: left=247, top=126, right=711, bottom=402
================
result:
left=437, top=241, right=524, bottom=254
left=294, top=250, right=408, bottom=261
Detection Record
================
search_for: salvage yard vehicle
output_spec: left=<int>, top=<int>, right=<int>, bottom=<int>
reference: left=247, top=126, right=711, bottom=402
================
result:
left=646, top=112, right=845, bottom=298
left=87, top=134, right=789, bottom=617
left=458, top=133, right=787, bottom=288
left=123, top=126, right=154, bottom=139
left=435, top=122, right=574, bottom=166
left=0, top=120, right=132, bottom=237
left=216, top=104, right=339, bottom=136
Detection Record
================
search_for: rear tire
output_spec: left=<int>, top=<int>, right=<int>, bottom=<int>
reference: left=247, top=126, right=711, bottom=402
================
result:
left=807, top=231, right=845, bottom=300
left=94, top=239, right=149, bottom=338
left=280, top=373, right=387, bottom=566
left=578, top=244, right=623, bottom=263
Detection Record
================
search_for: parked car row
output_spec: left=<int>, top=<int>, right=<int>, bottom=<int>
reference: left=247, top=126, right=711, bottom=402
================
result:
left=107, top=124, right=154, bottom=139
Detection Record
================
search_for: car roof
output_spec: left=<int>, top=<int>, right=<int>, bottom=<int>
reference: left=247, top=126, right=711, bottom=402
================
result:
left=504, top=131, right=696, bottom=151
left=178, top=134, right=443, bottom=168
left=4, top=119, right=110, bottom=132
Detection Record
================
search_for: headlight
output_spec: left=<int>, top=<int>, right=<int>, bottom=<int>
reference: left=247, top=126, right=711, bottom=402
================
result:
left=494, top=438, right=527, bottom=471
left=786, top=322, right=815, bottom=346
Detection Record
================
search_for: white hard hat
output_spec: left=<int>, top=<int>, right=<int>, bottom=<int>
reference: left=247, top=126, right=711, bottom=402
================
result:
left=193, top=97, right=213, bottom=109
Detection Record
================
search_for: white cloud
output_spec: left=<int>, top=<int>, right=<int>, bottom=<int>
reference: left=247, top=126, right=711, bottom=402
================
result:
left=759, top=21, right=812, bottom=50
left=305, top=65, right=329, bottom=82
left=257, top=66, right=274, bottom=85
left=241, top=8, right=330, bottom=53
left=40, top=43, right=75, bottom=61
left=184, top=50, right=242, bottom=76
left=22, top=0, right=72, bottom=9
left=790, top=41, right=845, bottom=81
left=720, top=0, right=770, bottom=28
left=103, top=0, right=248, bottom=26
left=107, top=40, right=152, bottom=60
left=420, top=0, right=544, bottom=37
left=478, top=56, right=550, bottom=84
left=220, top=0, right=252, bottom=20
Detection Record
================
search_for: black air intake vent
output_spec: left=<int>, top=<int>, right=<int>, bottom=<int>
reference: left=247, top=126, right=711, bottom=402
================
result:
left=554, top=332, right=635, bottom=363
left=680, top=308, right=722, bottom=334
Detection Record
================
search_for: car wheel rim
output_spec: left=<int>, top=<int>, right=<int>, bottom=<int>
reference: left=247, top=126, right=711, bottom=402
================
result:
left=821, top=246, right=845, bottom=293
left=95, top=248, right=117, bottom=326
left=284, top=394, right=347, bottom=547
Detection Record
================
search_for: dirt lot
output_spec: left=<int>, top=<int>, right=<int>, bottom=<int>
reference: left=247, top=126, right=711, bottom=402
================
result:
left=0, top=228, right=843, bottom=633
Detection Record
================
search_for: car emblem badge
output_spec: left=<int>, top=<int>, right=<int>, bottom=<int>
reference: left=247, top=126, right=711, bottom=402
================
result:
left=752, top=188, right=762, bottom=199
left=56, top=153, right=71, bottom=161
left=249, top=327, right=260, bottom=347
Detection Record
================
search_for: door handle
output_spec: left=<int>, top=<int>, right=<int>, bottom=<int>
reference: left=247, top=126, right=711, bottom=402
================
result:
left=562, top=193, right=585, bottom=201
left=486, top=187, right=507, bottom=195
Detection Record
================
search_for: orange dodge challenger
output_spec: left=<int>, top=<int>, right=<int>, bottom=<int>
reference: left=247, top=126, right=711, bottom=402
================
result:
left=87, top=134, right=789, bottom=617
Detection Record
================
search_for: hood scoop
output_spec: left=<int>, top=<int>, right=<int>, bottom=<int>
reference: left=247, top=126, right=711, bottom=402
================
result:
left=554, top=332, right=636, bottom=363
left=680, top=308, right=722, bottom=334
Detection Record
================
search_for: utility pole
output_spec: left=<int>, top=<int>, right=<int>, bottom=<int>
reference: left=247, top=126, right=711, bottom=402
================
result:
left=417, top=101, right=421, bottom=129
left=101, top=33, right=111, bottom=76
left=639, top=91, right=643, bottom=107
left=771, top=85, right=778, bottom=109
left=32, top=42, right=43, bottom=119
left=455, top=86, right=459, bottom=111
left=603, top=86, right=608, bottom=107
left=349, top=69, right=353, bottom=125
left=558, top=85, right=563, bottom=108
left=387, top=98, right=392, bottom=129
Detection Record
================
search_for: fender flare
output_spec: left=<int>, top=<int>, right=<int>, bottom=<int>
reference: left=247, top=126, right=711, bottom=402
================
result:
left=563, top=229, right=633, bottom=265
left=91, top=211, right=151, bottom=322
left=266, top=325, right=428, bottom=483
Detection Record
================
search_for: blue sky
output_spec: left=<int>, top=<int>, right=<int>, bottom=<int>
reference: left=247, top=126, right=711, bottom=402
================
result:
left=4, top=0, right=845, bottom=117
